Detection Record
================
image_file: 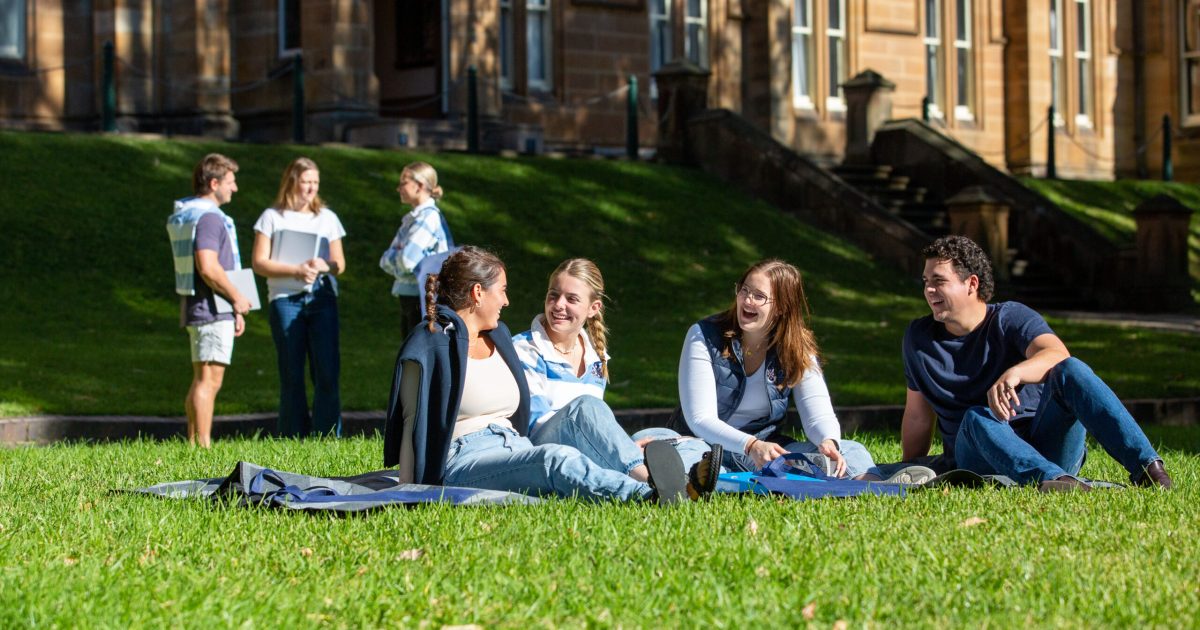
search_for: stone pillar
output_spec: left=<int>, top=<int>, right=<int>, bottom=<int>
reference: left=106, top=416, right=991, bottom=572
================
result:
left=1130, top=194, right=1194, bottom=311
left=159, top=0, right=238, bottom=137
left=841, top=69, right=895, bottom=165
left=654, top=60, right=711, bottom=165
left=945, top=186, right=1011, bottom=280
left=303, top=0, right=379, bottom=142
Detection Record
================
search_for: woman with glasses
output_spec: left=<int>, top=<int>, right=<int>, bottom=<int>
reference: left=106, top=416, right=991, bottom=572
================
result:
left=675, top=259, right=913, bottom=481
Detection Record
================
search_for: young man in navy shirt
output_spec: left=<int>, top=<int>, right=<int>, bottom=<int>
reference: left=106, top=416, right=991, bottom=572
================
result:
left=899, top=235, right=1172, bottom=491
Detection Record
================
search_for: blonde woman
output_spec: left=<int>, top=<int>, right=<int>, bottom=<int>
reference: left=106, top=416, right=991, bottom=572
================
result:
left=379, top=161, right=453, bottom=332
left=252, top=157, right=346, bottom=437
left=513, top=259, right=718, bottom=488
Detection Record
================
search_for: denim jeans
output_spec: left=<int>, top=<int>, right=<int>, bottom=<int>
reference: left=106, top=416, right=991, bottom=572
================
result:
left=268, top=277, right=341, bottom=438
left=633, top=427, right=879, bottom=479
left=955, top=357, right=1161, bottom=485
left=630, top=427, right=717, bottom=473
left=443, top=425, right=651, bottom=501
left=529, top=395, right=645, bottom=475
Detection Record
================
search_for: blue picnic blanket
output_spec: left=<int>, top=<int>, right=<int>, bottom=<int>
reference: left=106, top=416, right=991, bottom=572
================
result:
left=717, top=454, right=908, bottom=499
left=133, top=461, right=539, bottom=511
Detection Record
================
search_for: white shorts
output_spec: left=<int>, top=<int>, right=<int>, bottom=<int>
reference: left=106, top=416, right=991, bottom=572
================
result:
left=187, top=319, right=235, bottom=364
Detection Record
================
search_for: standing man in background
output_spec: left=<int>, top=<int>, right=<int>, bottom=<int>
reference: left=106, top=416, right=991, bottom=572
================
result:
left=166, top=153, right=251, bottom=448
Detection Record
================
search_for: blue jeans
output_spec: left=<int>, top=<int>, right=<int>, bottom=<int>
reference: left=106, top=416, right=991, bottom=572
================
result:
left=955, top=358, right=1161, bottom=485
left=630, top=427, right=717, bottom=473
left=443, top=425, right=651, bottom=501
left=529, top=396, right=645, bottom=475
left=268, top=277, right=341, bottom=438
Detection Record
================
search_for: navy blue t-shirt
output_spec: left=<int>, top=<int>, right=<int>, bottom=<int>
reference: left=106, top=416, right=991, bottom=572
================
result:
left=183, top=212, right=236, bottom=326
left=903, top=302, right=1054, bottom=461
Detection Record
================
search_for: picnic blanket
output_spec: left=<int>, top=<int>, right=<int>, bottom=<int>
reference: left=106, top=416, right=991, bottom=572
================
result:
left=716, top=454, right=910, bottom=499
left=132, top=461, right=540, bottom=512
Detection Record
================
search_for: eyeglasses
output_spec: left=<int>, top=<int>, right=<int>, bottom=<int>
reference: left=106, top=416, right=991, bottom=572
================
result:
left=734, top=284, right=773, bottom=307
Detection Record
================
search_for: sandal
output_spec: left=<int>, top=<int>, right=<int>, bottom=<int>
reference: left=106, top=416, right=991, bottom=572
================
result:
left=687, top=444, right=723, bottom=499
left=644, top=440, right=688, bottom=505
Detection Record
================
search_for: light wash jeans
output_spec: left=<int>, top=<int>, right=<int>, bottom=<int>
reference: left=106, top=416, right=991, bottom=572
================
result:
left=634, top=427, right=881, bottom=479
left=268, top=277, right=341, bottom=438
left=529, top=395, right=645, bottom=476
left=954, top=358, right=1161, bottom=485
left=443, top=425, right=651, bottom=501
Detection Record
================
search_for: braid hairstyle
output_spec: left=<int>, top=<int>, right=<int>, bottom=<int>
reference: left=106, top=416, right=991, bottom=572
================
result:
left=425, top=245, right=506, bottom=332
left=715, top=259, right=819, bottom=389
left=547, top=258, right=610, bottom=380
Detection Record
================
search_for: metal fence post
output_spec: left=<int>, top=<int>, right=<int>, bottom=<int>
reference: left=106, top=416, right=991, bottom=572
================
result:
left=626, top=75, right=638, bottom=159
left=1046, top=105, right=1056, bottom=179
left=292, top=54, right=305, bottom=143
left=102, top=41, right=116, bottom=132
left=467, top=65, right=479, bottom=153
left=921, top=96, right=930, bottom=123
left=1162, top=114, right=1173, bottom=182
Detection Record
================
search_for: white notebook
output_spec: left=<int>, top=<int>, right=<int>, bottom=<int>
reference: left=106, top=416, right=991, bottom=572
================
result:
left=214, top=268, right=263, bottom=313
left=270, top=229, right=320, bottom=265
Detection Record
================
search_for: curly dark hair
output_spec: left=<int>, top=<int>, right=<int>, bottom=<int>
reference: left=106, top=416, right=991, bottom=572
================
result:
left=921, top=235, right=994, bottom=302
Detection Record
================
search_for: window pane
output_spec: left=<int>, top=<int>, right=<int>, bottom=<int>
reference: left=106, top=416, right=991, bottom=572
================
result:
left=1077, top=58, right=1090, bottom=116
left=926, top=0, right=938, bottom=37
left=1187, top=1, right=1199, bottom=51
left=527, top=12, right=545, bottom=82
left=926, top=44, right=939, bottom=105
left=687, top=25, right=700, bottom=64
left=688, top=0, right=702, bottom=18
left=652, top=0, right=668, bottom=14
left=1049, top=0, right=1059, bottom=50
left=795, top=0, right=808, bottom=26
left=500, top=7, right=512, bottom=81
left=282, top=0, right=301, bottom=51
left=829, top=0, right=841, bottom=28
left=0, top=0, right=25, bottom=59
left=1189, top=60, right=1200, bottom=115
left=794, top=33, right=811, bottom=98
left=957, top=47, right=969, bottom=107
left=956, top=0, right=967, bottom=40
left=829, top=36, right=842, bottom=96
left=1075, top=0, right=1087, bottom=52
left=1051, top=57, right=1063, bottom=118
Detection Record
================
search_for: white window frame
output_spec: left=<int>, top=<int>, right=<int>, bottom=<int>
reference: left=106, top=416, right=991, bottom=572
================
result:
left=526, top=0, right=552, bottom=91
left=923, top=0, right=944, bottom=119
left=0, top=0, right=25, bottom=61
left=649, top=0, right=671, bottom=73
left=1183, top=0, right=1200, bottom=125
left=499, top=0, right=514, bottom=90
left=278, top=0, right=302, bottom=58
left=826, top=0, right=847, bottom=111
left=791, top=0, right=814, bottom=108
left=1072, top=0, right=1092, bottom=127
left=1049, top=0, right=1065, bottom=126
left=953, top=0, right=973, bottom=120
left=684, top=0, right=708, bottom=67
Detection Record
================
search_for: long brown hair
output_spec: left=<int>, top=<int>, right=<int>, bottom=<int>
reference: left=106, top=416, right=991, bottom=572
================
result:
left=424, top=246, right=506, bottom=332
left=715, top=259, right=819, bottom=388
left=271, top=157, right=325, bottom=214
left=543, top=258, right=610, bottom=380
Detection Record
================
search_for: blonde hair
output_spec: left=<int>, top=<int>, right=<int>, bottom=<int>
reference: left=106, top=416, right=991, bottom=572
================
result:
left=544, top=258, right=610, bottom=380
left=402, top=161, right=444, bottom=201
left=715, top=259, right=819, bottom=389
left=272, top=157, right=324, bottom=214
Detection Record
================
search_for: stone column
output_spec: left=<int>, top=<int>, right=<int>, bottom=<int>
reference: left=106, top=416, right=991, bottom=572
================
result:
left=841, top=69, right=895, bottom=165
left=1130, top=194, right=1194, bottom=311
left=945, top=186, right=1011, bottom=280
left=654, top=60, right=711, bottom=164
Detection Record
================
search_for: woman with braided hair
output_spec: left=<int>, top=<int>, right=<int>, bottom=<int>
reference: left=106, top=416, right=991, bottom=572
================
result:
left=382, top=247, right=720, bottom=503
left=513, top=259, right=716, bottom=486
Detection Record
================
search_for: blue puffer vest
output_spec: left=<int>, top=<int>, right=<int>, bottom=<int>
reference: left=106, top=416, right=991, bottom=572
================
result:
left=696, top=315, right=791, bottom=437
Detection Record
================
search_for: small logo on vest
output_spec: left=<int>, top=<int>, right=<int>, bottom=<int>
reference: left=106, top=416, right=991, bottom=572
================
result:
left=766, top=367, right=777, bottom=383
left=590, top=362, right=604, bottom=378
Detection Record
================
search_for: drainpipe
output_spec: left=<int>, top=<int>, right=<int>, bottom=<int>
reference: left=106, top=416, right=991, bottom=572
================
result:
left=1133, top=1, right=1146, bottom=179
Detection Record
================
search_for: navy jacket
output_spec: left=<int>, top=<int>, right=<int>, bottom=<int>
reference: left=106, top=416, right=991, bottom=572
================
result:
left=383, top=305, right=531, bottom=483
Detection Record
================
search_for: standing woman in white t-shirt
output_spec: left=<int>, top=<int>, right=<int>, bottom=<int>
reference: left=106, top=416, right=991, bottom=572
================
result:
left=252, top=157, right=348, bottom=437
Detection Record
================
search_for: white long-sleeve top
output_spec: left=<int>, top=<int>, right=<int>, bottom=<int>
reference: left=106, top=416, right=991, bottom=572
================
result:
left=677, top=323, right=842, bottom=454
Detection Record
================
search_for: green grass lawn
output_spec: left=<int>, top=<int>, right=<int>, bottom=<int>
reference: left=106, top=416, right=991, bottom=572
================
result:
left=1, top=131, right=1198, bottom=420
left=1, top=430, right=1196, bottom=627
left=1021, top=177, right=1200, bottom=301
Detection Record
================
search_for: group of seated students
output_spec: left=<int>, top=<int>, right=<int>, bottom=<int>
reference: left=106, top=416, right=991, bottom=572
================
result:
left=382, top=235, right=1174, bottom=503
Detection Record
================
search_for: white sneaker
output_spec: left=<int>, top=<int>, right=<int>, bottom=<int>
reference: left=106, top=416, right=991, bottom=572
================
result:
left=881, top=465, right=937, bottom=485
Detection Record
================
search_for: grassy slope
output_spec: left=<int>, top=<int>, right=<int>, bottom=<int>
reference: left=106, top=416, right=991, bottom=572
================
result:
left=1021, top=177, right=1200, bottom=300
left=0, top=432, right=1196, bottom=627
left=0, top=131, right=1197, bottom=419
